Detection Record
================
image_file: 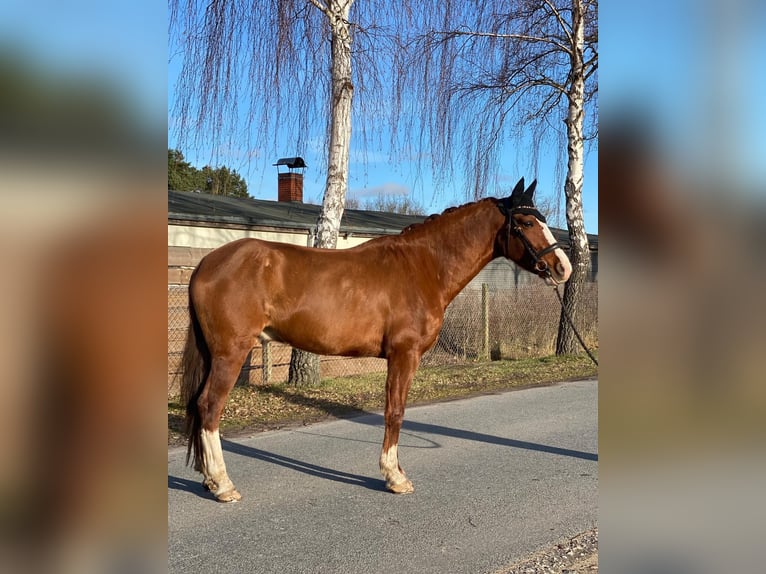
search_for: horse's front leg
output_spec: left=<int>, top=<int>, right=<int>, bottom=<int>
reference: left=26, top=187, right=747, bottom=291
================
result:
left=380, top=350, right=420, bottom=494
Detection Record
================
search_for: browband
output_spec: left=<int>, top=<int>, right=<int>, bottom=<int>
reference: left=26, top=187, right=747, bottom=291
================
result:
left=511, top=206, right=547, bottom=224
left=497, top=197, right=547, bottom=224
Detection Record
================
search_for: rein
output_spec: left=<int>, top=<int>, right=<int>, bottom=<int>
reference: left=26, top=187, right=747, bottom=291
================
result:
left=552, top=284, right=599, bottom=366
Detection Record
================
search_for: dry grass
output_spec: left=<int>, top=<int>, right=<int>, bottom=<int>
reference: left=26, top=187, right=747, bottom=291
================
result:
left=432, top=283, right=598, bottom=361
left=168, top=354, right=597, bottom=446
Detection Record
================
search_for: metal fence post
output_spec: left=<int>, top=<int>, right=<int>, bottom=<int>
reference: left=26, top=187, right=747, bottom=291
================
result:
left=262, top=341, right=272, bottom=385
left=481, top=283, right=490, bottom=361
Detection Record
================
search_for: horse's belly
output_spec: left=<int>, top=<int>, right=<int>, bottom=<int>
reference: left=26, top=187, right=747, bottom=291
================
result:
left=265, top=315, right=384, bottom=358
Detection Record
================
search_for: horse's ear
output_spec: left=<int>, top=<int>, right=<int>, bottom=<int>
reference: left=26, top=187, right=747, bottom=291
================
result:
left=523, top=179, right=537, bottom=204
left=510, top=178, right=525, bottom=203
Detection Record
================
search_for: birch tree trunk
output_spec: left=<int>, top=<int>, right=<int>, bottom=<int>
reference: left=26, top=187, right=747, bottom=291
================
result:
left=556, top=0, right=592, bottom=355
left=315, top=1, right=354, bottom=249
left=289, top=0, right=354, bottom=386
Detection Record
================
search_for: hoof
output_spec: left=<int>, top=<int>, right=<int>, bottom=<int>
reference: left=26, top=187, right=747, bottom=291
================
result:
left=215, top=488, right=242, bottom=503
left=387, top=479, right=414, bottom=494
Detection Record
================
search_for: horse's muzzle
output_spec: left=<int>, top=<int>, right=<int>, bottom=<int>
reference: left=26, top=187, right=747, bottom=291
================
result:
left=540, top=257, right=572, bottom=285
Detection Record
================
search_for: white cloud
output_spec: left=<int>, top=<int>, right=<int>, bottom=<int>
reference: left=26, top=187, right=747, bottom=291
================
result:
left=349, top=182, right=411, bottom=198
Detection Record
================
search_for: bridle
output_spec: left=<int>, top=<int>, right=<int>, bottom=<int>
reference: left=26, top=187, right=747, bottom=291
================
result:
left=502, top=205, right=562, bottom=276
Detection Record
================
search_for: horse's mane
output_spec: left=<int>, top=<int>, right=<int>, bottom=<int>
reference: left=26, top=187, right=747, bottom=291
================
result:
left=400, top=197, right=498, bottom=235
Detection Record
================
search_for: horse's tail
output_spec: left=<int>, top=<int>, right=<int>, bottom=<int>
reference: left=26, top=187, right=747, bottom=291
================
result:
left=179, top=287, right=209, bottom=469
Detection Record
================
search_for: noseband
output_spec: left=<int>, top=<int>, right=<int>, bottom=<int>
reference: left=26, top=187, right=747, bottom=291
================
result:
left=503, top=205, right=562, bottom=275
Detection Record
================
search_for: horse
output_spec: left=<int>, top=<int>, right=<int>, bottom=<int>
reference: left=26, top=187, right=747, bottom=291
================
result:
left=179, top=177, right=572, bottom=502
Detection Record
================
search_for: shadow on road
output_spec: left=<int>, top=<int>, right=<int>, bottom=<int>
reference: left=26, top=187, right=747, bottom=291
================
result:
left=168, top=475, right=217, bottom=500
left=303, top=409, right=598, bottom=463
left=170, top=424, right=594, bottom=500
left=221, top=439, right=388, bottom=492
left=398, top=419, right=598, bottom=462
left=266, top=387, right=598, bottom=462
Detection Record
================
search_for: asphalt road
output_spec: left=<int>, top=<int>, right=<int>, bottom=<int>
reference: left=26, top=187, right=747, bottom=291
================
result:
left=168, top=378, right=597, bottom=574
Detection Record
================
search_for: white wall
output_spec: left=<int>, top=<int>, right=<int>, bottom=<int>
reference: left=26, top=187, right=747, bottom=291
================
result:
left=168, top=223, right=371, bottom=250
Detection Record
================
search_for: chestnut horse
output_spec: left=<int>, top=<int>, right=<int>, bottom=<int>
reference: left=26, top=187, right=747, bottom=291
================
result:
left=179, top=178, right=571, bottom=502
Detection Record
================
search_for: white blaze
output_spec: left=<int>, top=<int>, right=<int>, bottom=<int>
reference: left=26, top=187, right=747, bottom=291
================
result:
left=540, top=221, right=573, bottom=281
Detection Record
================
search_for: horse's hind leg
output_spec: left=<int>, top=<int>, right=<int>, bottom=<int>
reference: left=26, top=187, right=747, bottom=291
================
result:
left=380, top=349, right=420, bottom=494
left=197, top=344, right=251, bottom=502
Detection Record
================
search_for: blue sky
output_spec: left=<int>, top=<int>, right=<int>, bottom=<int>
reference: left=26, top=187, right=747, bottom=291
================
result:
left=169, top=91, right=599, bottom=234
left=166, top=10, right=599, bottom=234
left=170, top=109, right=599, bottom=236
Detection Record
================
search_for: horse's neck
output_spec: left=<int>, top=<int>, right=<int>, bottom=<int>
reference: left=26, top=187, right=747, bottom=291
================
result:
left=421, top=201, right=504, bottom=306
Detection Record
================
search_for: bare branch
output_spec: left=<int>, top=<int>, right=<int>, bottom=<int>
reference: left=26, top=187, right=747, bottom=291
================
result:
left=584, top=55, right=598, bottom=82
left=428, top=28, right=572, bottom=56
left=307, top=0, right=329, bottom=16
left=541, top=0, right=574, bottom=47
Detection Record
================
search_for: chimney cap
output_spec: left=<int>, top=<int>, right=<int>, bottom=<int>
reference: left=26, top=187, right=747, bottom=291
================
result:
left=273, top=156, right=307, bottom=170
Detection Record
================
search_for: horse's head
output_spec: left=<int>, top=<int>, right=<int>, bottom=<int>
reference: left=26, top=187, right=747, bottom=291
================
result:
left=497, top=178, right=572, bottom=285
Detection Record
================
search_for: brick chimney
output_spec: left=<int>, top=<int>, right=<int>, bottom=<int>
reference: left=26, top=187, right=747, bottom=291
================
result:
left=278, top=172, right=303, bottom=203
left=274, top=157, right=306, bottom=203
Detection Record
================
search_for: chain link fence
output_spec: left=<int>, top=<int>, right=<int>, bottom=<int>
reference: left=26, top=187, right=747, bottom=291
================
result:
left=168, top=272, right=597, bottom=396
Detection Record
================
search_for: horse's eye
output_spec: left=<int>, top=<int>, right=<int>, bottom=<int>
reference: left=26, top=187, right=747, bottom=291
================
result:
left=523, top=220, right=533, bottom=228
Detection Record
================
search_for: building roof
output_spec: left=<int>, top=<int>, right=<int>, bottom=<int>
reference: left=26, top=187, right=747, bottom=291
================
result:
left=167, top=190, right=598, bottom=249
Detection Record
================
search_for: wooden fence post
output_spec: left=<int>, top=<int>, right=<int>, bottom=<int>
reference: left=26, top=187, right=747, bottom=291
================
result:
left=481, top=283, right=490, bottom=361
left=236, top=350, right=254, bottom=386
left=262, top=342, right=272, bottom=385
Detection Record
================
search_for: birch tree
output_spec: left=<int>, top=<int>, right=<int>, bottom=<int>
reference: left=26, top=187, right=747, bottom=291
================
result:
left=555, top=0, right=596, bottom=354
left=170, top=0, right=385, bottom=385
left=395, top=0, right=598, bottom=355
left=311, top=0, right=354, bottom=249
